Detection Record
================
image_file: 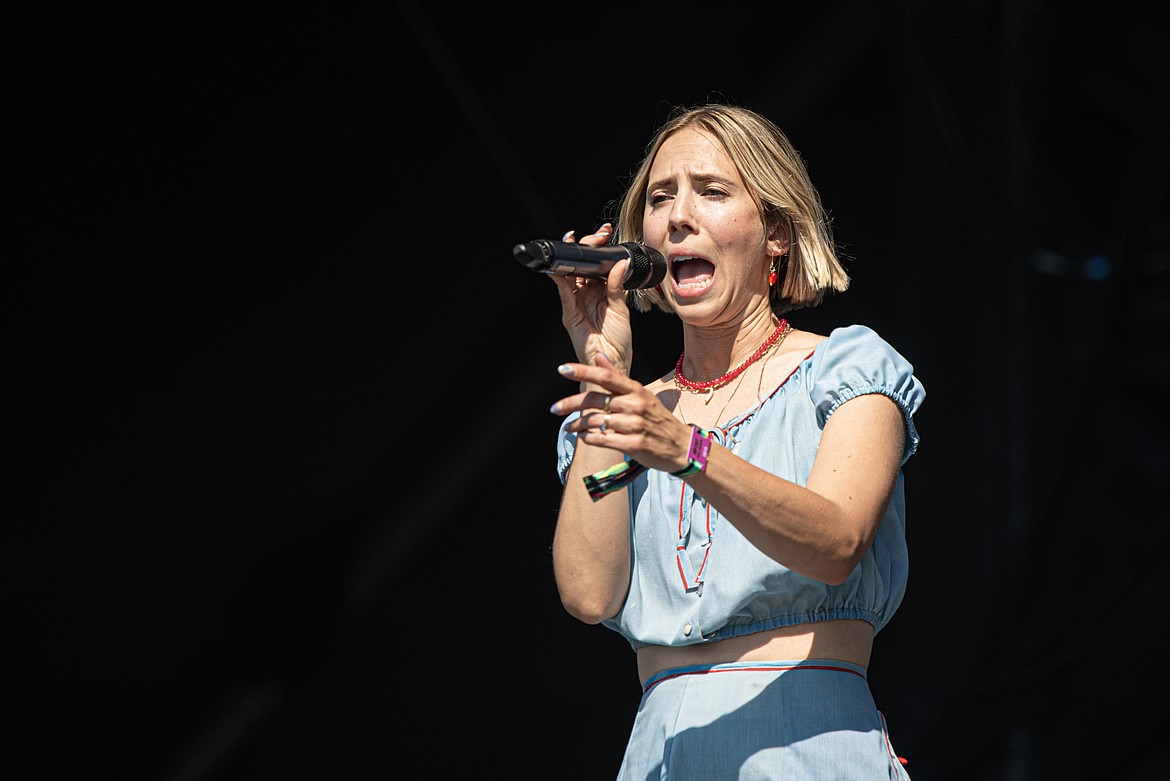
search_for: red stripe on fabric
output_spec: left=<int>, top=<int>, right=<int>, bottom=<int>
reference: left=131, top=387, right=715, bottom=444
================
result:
left=879, top=710, right=909, bottom=767
left=695, top=546, right=710, bottom=582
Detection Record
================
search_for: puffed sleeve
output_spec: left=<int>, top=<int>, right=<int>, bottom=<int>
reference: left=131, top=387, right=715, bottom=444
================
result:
left=806, top=325, right=926, bottom=464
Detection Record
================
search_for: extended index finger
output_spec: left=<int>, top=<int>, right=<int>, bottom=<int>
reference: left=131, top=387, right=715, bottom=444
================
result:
left=556, top=354, right=636, bottom=393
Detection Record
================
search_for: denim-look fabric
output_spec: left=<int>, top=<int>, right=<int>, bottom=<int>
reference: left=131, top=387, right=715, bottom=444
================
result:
left=556, top=325, right=926, bottom=652
left=617, top=660, right=913, bottom=780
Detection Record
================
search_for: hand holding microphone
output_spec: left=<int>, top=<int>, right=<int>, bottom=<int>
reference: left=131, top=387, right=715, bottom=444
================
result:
left=513, top=238, right=666, bottom=290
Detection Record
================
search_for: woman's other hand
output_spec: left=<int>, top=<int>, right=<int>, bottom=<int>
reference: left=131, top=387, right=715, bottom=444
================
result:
left=551, top=353, right=693, bottom=475
left=549, top=223, right=634, bottom=381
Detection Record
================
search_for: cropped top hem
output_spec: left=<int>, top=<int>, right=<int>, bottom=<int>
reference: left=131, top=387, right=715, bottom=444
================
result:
left=624, top=608, right=879, bottom=652
left=642, top=658, right=869, bottom=692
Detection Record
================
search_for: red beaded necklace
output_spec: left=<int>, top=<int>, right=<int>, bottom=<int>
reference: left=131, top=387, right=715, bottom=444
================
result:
left=674, top=318, right=791, bottom=395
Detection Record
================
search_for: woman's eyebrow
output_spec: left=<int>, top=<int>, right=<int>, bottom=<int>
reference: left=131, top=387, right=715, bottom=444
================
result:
left=646, top=174, right=675, bottom=192
left=648, top=171, right=735, bottom=191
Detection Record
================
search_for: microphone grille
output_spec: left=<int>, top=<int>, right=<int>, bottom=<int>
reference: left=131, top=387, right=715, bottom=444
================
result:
left=619, top=243, right=667, bottom=290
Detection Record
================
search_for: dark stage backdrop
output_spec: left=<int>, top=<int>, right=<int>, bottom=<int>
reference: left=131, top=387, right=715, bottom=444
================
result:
left=7, top=3, right=1169, bottom=779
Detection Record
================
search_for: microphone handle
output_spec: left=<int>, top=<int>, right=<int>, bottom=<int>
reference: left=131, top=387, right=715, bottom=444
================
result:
left=517, top=240, right=626, bottom=277
left=513, top=240, right=665, bottom=290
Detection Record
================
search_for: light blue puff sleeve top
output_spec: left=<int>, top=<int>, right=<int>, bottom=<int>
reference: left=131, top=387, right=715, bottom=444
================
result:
left=556, top=325, right=926, bottom=652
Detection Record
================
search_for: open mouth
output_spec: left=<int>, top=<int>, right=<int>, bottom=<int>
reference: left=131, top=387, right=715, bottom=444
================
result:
left=671, top=256, right=716, bottom=289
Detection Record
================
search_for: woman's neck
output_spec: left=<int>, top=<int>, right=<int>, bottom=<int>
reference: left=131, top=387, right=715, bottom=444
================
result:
left=680, top=307, right=779, bottom=382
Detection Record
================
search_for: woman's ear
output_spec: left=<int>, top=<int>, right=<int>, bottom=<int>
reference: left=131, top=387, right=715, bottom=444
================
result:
left=765, top=228, right=790, bottom=258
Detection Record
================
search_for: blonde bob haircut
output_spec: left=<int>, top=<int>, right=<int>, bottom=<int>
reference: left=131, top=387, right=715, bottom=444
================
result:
left=614, top=103, right=850, bottom=316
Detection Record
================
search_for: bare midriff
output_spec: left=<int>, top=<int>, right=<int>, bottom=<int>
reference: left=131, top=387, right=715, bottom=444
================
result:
left=636, top=619, right=874, bottom=687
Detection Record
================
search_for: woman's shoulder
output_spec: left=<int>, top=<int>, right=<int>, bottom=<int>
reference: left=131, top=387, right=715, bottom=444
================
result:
left=767, top=324, right=886, bottom=374
left=646, top=373, right=675, bottom=394
left=803, top=323, right=925, bottom=415
left=780, top=327, right=828, bottom=356
left=805, top=324, right=905, bottom=363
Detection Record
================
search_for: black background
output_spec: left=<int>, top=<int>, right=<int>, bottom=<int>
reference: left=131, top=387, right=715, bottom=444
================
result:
left=7, top=2, right=1169, bottom=779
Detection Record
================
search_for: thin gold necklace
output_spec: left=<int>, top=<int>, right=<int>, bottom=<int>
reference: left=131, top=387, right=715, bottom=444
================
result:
left=677, top=321, right=792, bottom=405
left=675, top=318, right=789, bottom=397
left=755, top=327, right=781, bottom=402
left=678, top=359, right=750, bottom=429
left=679, top=321, right=790, bottom=436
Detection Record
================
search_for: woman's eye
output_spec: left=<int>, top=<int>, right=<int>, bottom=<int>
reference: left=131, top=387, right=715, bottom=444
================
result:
left=649, top=192, right=671, bottom=205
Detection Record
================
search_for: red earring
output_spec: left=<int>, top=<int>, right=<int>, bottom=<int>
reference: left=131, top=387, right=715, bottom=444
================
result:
left=767, top=257, right=779, bottom=286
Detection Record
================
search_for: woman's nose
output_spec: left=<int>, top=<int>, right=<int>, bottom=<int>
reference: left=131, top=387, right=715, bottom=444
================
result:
left=669, top=193, right=695, bottom=234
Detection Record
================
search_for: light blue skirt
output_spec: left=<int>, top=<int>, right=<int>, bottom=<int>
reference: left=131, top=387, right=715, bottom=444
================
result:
left=617, top=659, right=911, bottom=780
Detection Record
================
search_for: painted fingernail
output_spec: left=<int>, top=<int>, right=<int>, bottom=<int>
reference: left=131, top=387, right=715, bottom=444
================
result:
left=558, top=364, right=574, bottom=376
left=562, top=230, right=575, bottom=241
left=596, top=223, right=612, bottom=235
left=549, top=401, right=560, bottom=413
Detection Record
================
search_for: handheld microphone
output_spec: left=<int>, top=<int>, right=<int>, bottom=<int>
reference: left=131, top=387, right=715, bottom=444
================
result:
left=513, top=239, right=666, bottom=291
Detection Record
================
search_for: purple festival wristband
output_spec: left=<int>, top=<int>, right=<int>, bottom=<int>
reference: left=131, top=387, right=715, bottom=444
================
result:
left=671, top=425, right=711, bottom=476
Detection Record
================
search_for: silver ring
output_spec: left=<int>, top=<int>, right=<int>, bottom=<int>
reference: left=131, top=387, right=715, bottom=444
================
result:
left=603, top=394, right=612, bottom=413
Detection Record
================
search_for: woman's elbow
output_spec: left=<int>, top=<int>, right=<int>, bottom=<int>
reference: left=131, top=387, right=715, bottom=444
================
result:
left=553, top=560, right=626, bottom=623
left=559, top=594, right=615, bottom=625
left=818, top=562, right=859, bottom=586
left=818, top=534, right=872, bottom=585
